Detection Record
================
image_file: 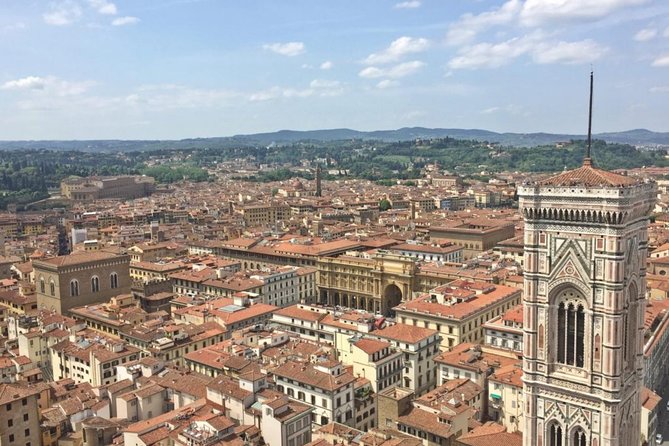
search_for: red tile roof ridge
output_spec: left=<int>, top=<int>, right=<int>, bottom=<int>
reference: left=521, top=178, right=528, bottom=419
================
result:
left=539, top=162, right=639, bottom=187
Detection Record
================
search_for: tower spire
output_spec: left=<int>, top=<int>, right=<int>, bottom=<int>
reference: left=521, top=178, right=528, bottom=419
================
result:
left=584, top=71, right=594, bottom=166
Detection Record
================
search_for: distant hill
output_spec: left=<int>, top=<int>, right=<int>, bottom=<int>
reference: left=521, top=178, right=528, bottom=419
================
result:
left=1, top=127, right=668, bottom=152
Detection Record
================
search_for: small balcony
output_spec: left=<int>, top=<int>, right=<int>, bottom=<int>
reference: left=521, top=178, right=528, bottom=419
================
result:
left=490, top=394, right=502, bottom=410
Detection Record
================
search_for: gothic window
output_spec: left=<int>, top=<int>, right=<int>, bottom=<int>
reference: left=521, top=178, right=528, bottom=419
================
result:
left=50, top=280, right=55, bottom=296
left=548, top=423, right=563, bottom=446
left=39, top=277, right=45, bottom=294
left=110, top=273, right=118, bottom=289
left=573, top=427, right=587, bottom=446
left=91, top=276, right=100, bottom=293
left=70, top=280, right=79, bottom=297
left=555, top=290, right=586, bottom=368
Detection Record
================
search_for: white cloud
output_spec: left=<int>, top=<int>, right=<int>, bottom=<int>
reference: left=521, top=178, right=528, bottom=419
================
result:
left=664, top=26, right=669, bottom=38
left=448, top=33, right=607, bottom=69
left=481, top=106, right=501, bottom=114
left=249, top=79, right=343, bottom=101
left=127, top=84, right=240, bottom=109
left=519, top=0, right=650, bottom=26
left=43, top=1, right=83, bottom=26
left=3, top=22, right=27, bottom=32
left=394, top=1, right=421, bottom=9
left=446, top=0, right=650, bottom=45
left=262, top=42, right=305, bottom=57
left=649, top=86, right=669, bottom=93
left=112, top=16, right=140, bottom=26
left=14, top=83, right=241, bottom=113
left=364, top=36, right=429, bottom=64
left=359, top=60, right=425, bottom=79
left=309, top=79, right=340, bottom=89
left=448, top=34, right=538, bottom=69
left=89, top=0, right=117, bottom=15
left=634, top=27, right=657, bottom=41
left=320, top=61, right=333, bottom=70
left=2, top=76, right=48, bottom=91
left=403, top=110, right=426, bottom=120
left=446, top=0, right=521, bottom=46
left=532, top=39, right=608, bottom=64
left=652, top=54, right=669, bottom=67
left=1, top=76, right=95, bottom=96
left=376, top=80, right=400, bottom=89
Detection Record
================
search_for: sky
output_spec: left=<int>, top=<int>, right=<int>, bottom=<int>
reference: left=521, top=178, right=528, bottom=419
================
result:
left=2, top=0, right=669, bottom=140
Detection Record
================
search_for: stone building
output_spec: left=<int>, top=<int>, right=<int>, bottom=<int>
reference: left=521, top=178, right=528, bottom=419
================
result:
left=429, top=219, right=515, bottom=260
left=61, top=175, right=155, bottom=201
left=518, top=157, right=656, bottom=445
left=0, top=382, right=42, bottom=446
left=33, top=251, right=131, bottom=314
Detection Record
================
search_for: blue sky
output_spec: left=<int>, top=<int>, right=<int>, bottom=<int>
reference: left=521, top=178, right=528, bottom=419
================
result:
left=1, top=0, right=669, bottom=140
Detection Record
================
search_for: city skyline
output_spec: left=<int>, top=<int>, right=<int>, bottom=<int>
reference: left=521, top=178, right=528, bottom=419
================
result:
left=2, top=0, right=669, bottom=139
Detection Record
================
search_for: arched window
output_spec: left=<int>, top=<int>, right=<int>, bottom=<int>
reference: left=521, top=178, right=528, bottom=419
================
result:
left=39, top=277, right=45, bottom=294
left=555, top=290, right=586, bottom=368
left=573, top=427, right=587, bottom=446
left=50, top=280, right=55, bottom=296
left=91, top=276, right=100, bottom=293
left=70, top=280, right=79, bottom=297
left=548, top=423, right=563, bottom=446
left=110, top=273, right=118, bottom=289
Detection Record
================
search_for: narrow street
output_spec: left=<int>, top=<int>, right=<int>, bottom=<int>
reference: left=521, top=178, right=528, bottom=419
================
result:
left=657, top=399, right=669, bottom=445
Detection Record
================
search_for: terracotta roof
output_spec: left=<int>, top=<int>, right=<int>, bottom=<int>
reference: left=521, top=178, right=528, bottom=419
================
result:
left=539, top=161, right=638, bottom=187
left=489, top=363, right=523, bottom=388
left=0, top=383, right=40, bottom=405
left=34, top=250, right=125, bottom=267
left=457, top=421, right=523, bottom=446
left=375, top=323, right=437, bottom=344
left=396, top=406, right=456, bottom=439
left=641, top=386, right=661, bottom=411
left=435, top=343, right=519, bottom=374
left=272, top=362, right=356, bottom=391
left=354, top=338, right=390, bottom=355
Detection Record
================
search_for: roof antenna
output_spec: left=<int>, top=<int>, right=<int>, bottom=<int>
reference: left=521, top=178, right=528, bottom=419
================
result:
left=584, top=70, right=594, bottom=166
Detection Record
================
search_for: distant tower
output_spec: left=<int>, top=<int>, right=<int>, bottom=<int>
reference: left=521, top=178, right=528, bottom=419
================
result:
left=150, top=221, right=160, bottom=242
left=519, top=73, right=656, bottom=446
left=315, top=164, right=322, bottom=197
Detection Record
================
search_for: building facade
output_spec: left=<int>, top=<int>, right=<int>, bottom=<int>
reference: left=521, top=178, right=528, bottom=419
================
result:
left=518, top=159, right=656, bottom=446
left=0, top=383, right=41, bottom=446
left=33, top=251, right=131, bottom=314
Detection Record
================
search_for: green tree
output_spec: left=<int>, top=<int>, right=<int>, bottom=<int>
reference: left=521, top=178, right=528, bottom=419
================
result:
left=379, top=199, right=392, bottom=212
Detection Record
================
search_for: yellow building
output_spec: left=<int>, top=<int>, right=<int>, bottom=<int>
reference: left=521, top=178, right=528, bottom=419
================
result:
left=317, top=252, right=419, bottom=316
left=129, top=260, right=188, bottom=282
left=429, top=219, right=515, bottom=259
left=488, top=363, right=524, bottom=433
left=394, top=280, right=522, bottom=349
left=239, top=202, right=291, bottom=226
left=339, top=337, right=403, bottom=393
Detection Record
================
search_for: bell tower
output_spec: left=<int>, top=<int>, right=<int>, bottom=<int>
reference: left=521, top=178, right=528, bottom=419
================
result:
left=518, top=74, right=656, bottom=446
